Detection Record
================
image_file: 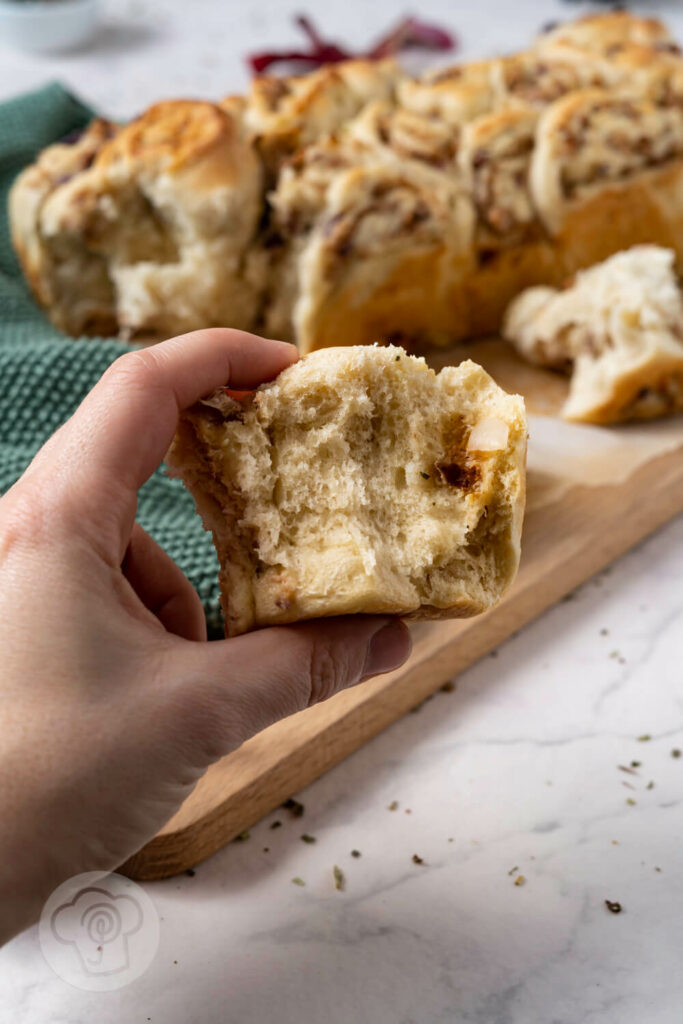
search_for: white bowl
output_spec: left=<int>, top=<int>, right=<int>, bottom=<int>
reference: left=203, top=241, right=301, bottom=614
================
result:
left=0, top=0, right=100, bottom=53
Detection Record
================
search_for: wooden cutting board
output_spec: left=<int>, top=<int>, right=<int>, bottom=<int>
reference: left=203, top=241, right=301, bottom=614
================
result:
left=121, top=340, right=683, bottom=880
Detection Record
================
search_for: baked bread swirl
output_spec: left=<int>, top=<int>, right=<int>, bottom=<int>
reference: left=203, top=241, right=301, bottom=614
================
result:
left=11, top=100, right=264, bottom=338
left=11, top=11, right=683, bottom=350
left=166, top=346, right=527, bottom=636
left=503, top=246, right=683, bottom=423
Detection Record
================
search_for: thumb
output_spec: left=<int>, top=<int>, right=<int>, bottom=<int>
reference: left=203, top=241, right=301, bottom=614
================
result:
left=171, top=616, right=412, bottom=760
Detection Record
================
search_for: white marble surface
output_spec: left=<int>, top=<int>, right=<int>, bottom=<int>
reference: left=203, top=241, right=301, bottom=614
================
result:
left=2, top=1, right=683, bottom=1022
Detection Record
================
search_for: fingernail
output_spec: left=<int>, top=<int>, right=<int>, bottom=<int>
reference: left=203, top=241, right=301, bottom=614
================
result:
left=361, top=619, right=412, bottom=681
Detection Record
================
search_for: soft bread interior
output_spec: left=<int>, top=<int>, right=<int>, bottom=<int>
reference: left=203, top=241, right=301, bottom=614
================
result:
left=167, top=346, right=527, bottom=636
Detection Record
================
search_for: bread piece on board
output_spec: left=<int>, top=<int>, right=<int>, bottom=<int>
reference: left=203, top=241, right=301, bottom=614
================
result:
left=503, top=246, right=683, bottom=423
left=166, top=346, right=527, bottom=636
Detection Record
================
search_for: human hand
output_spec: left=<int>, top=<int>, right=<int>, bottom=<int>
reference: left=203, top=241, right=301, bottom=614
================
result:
left=0, top=329, right=411, bottom=944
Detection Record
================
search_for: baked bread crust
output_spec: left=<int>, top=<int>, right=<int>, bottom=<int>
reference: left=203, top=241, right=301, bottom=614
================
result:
left=166, top=346, right=527, bottom=636
left=11, top=10, right=683, bottom=350
left=11, top=100, right=264, bottom=338
left=503, top=245, right=683, bottom=423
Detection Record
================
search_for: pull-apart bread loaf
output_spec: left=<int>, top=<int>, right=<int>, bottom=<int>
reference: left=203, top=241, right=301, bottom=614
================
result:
left=166, top=346, right=527, bottom=636
left=11, top=11, right=683, bottom=350
left=503, top=246, right=683, bottom=423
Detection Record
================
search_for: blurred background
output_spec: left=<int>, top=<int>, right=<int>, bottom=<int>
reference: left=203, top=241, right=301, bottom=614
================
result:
left=0, top=0, right=681, bottom=116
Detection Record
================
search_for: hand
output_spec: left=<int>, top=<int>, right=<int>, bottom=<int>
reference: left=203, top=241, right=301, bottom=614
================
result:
left=0, top=329, right=411, bottom=944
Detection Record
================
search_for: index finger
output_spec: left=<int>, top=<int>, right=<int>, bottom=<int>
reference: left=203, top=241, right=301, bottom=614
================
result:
left=26, top=329, right=298, bottom=556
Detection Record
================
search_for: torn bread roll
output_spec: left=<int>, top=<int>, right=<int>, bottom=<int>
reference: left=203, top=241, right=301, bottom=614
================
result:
left=166, top=346, right=527, bottom=636
left=503, top=246, right=683, bottom=423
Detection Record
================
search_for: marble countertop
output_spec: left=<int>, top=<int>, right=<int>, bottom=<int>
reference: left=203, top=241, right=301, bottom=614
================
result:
left=2, top=2, right=683, bottom=1022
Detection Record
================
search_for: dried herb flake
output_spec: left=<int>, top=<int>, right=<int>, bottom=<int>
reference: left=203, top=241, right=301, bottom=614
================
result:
left=282, top=798, right=305, bottom=818
left=301, top=833, right=317, bottom=844
left=333, top=865, right=345, bottom=891
left=605, top=899, right=622, bottom=914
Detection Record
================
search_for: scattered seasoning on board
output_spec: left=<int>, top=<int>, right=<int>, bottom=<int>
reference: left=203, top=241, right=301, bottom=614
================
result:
left=440, top=681, right=456, bottom=693
left=646, top=781, right=655, bottom=790
left=351, top=850, right=361, bottom=858
left=412, top=854, right=425, bottom=865
left=630, top=761, right=641, bottom=768
left=388, top=800, right=399, bottom=811
left=672, top=749, right=681, bottom=759
left=282, top=798, right=305, bottom=818
left=618, top=765, right=638, bottom=775
left=514, top=875, right=526, bottom=887
left=621, top=781, right=636, bottom=791
left=333, top=865, right=345, bottom=891
left=185, top=868, right=196, bottom=877
left=507, top=865, right=519, bottom=876
left=235, top=831, right=251, bottom=842
left=291, top=877, right=306, bottom=887
left=405, top=809, right=412, bottom=815
left=637, top=734, right=652, bottom=742
left=301, top=834, right=317, bottom=844
left=600, top=628, right=609, bottom=636
left=626, top=798, right=636, bottom=806
left=605, top=900, right=622, bottom=914
left=263, top=847, right=270, bottom=853
left=270, top=820, right=283, bottom=830
left=655, top=867, right=662, bottom=873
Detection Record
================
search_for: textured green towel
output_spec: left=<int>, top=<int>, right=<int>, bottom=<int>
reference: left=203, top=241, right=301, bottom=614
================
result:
left=0, top=83, right=223, bottom=635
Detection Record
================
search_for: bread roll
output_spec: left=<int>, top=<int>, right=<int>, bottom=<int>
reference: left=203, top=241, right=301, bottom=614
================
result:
left=11, top=100, right=264, bottom=338
left=503, top=246, right=683, bottom=423
left=166, top=346, right=527, bottom=636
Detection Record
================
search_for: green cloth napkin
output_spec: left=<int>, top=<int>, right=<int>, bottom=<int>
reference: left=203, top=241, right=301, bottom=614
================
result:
left=0, top=83, right=223, bottom=634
